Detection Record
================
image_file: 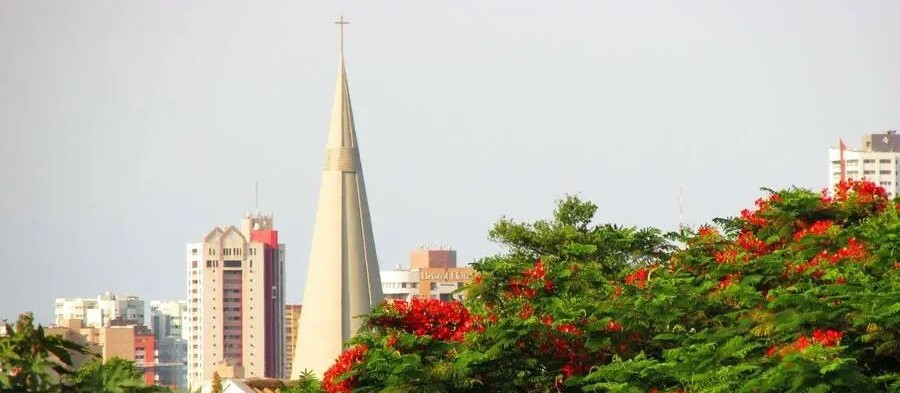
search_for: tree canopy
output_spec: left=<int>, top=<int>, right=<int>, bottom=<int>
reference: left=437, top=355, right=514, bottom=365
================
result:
left=0, top=314, right=173, bottom=393
left=319, top=180, right=900, bottom=392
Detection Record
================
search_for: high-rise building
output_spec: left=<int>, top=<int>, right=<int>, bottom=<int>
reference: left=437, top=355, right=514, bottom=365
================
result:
left=382, top=246, right=474, bottom=302
left=292, top=21, right=383, bottom=378
left=150, top=300, right=188, bottom=389
left=829, top=131, right=900, bottom=198
left=186, top=213, right=285, bottom=388
left=283, top=304, right=302, bottom=378
left=54, top=292, right=145, bottom=328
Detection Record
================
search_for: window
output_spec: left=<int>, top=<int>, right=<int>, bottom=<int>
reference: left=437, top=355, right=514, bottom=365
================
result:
left=864, top=159, right=876, bottom=164
left=880, top=159, right=892, bottom=164
left=881, top=170, right=892, bottom=174
left=864, top=170, right=875, bottom=174
left=192, top=261, right=198, bottom=268
left=224, top=260, right=242, bottom=268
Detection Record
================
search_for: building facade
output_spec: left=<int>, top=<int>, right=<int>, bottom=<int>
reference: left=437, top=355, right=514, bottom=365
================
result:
left=150, top=300, right=188, bottom=389
left=283, top=304, right=302, bottom=378
left=54, top=293, right=145, bottom=328
left=46, top=319, right=156, bottom=384
left=829, top=131, right=900, bottom=198
left=186, top=213, right=285, bottom=388
left=150, top=300, right=188, bottom=340
left=382, top=247, right=474, bottom=301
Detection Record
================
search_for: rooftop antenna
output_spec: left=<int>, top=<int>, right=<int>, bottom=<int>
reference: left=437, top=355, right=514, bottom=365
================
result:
left=254, top=179, right=259, bottom=211
left=678, top=186, right=685, bottom=229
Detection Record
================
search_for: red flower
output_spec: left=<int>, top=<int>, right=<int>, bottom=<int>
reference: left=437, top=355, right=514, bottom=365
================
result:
left=371, top=298, right=472, bottom=341
left=520, top=304, right=533, bottom=319
left=812, top=329, right=842, bottom=347
left=557, top=323, right=582, bottom=335
left=606, top=320, right=622, bottom=331
left=322, top=344, right=368, bottom=393
left=793, top=220, right=835, bottom=241
left=625, top=268, right=650, bottom=288
left=736, top=231, right=768, bottom=256
left=765, top=346, right=777, bottom=357
left=541, top=315, right=554, bottom=325
left=794, top=335, right=811, bottom=351
left=716, top=274, right=739, bottom=290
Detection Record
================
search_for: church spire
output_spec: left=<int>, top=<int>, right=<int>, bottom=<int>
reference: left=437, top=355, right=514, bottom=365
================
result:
left=291, top=16, right=383, bottom=379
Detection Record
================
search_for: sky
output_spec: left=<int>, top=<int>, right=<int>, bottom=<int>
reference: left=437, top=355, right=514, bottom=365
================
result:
left=1, top=0, right=899, bottom=324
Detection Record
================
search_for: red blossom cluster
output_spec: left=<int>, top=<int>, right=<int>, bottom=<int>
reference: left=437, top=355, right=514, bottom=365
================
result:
left=508, top=260, right=553, bottom=298
left=714, top=248, right=739, bottom=264
left=715, top=274, right=740, bottom=291
left=625, top=268, right=650, bottom=288
left=697, top=225, right=719, bottom=238
left=736, top=231, right=769, bottom=256
left=322, top=344, right=368, bottom=393
left=792, top=220, right=835, bottom=241
left=788, top=238, right=868, bottom=277
left=829, top=179, right=889, bottom=204
left=765, top=329, right=843, bottom=357
left=740, top=194, right=781, bottom=227
left=372, top=298, right=473, bottom=341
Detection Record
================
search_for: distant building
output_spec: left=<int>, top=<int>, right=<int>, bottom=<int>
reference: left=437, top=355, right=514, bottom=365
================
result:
left=829, top=131, right=900, bottom=198
left=283, top=304, right=302, bottom=378
left=150, top=300, right=188, bottom=340
left=54, top=292, right=145, bottom=328
left=44, top=319, right=102, bottom=369
left=46, top=319, right=156, bottom=383
left=382, top=246, right=474, bottom=302
left=186, top=213, right=286, bottom=389
left=150, top=300, right=188, bottom=390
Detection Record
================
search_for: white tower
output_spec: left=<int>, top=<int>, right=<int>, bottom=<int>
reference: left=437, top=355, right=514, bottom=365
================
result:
left=291, top=16, right=383, bottom=378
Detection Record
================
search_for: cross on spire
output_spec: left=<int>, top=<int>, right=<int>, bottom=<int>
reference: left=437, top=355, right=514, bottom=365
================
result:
left=335, top=15, right=349, bottom=59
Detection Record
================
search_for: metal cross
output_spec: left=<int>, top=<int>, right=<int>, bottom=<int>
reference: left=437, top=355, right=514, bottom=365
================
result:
left=335, top=15, right=349, bottom=57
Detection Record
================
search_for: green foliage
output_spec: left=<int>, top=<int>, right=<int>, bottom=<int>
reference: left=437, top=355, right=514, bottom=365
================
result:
left=280, top=369, right=322, bottom=392
left=0, top=314, right=173, bottom=393
left=68, top=356, right=169, bottom=393
left=0, top=313, right=90, bottom=393
left=325, top=186, right=900, bottom=392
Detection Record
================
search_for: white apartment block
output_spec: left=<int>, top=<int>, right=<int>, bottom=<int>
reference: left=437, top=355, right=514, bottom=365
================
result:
left=186, top=213, right=285, bottom=389
left=54, top=292, right=145, bottom=328
left=150, top=300, right=188, bottom=340
left=829, top=131, right=900, bottom=199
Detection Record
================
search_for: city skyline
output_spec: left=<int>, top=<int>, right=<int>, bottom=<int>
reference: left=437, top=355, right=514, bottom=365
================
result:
left=2, top=1, right=900, bottom=324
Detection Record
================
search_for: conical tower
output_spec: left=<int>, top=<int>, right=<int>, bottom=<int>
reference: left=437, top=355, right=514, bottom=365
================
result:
left=291, top=17, right=383, bottom=378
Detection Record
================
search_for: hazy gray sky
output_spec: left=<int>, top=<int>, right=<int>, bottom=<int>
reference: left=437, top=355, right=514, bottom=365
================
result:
left=2, top=1, right=899, bottom=323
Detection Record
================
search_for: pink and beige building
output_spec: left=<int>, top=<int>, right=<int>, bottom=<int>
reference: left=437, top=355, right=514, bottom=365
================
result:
left=186, top=213, right=285, bottom=388
left=46, top=319, right=156, bottom=384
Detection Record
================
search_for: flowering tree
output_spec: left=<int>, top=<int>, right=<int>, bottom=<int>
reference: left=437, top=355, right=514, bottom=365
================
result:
left=321, top=182, right=899, bottom=392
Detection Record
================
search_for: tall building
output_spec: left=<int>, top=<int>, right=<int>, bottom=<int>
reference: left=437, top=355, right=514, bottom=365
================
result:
left=292, top=20, right=383, bottom=378
left=829, top=131, right=900, bottom=198
left=382, top=246, right=474, bottom=302
left=54, top=292, right=145, bottom=328
left=150, top=300, right=188, bottom=390
left=283, top=304, right=302, bottom=378
left=186, top=213, right=285, bottom=388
